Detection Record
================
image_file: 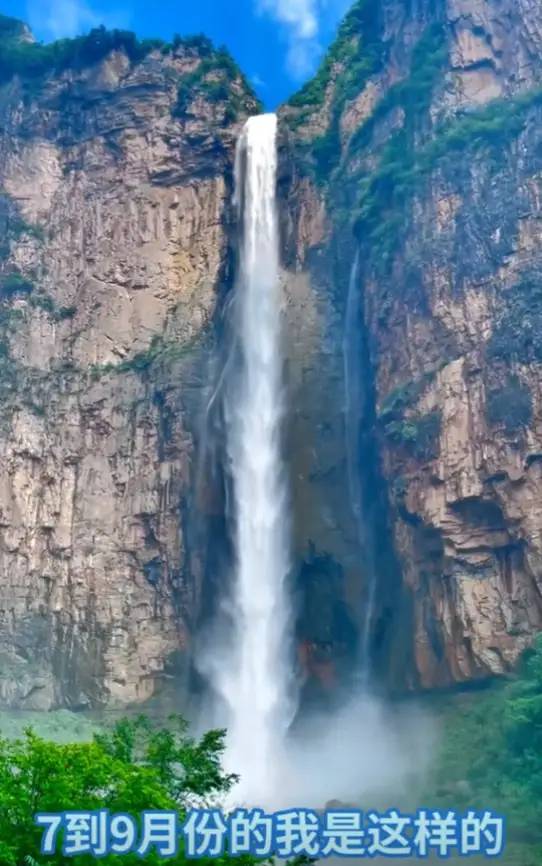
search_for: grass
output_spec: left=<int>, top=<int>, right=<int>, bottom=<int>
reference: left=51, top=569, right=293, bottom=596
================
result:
left=0, top=709, right=99, bottom=743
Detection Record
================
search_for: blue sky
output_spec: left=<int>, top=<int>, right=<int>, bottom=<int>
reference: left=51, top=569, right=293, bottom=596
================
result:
left=5, top=0, right=352, bottom=107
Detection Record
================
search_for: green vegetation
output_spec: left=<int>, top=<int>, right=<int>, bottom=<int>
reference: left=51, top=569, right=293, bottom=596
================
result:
left=173, top=47, right=261, bottom=121
left=29, top=292, right=76, bottom=322
left=351, top=22, right=448, bottom=261
left=354, top=69, right=542, bottom=266
left=379, top=377, right=432, bottom=423
left=486, top=377, right=533, bottom=433
left=349, top=22, right=448, bottom=155
left=0, top=14, right=26, bottom=40
left=0, top=306, right=24, bottom=328
left=0, top=285, right=77, bottom=414
left=488, top=276, right=542, bottom=364
left=290, top=11, right=542, bottom=266
left=379, top=375, right=441, bottom=460
left=0, top=271, right=34, bottom=297
left=384, top=410, right=441, bottom=460
left=0, top=709, right=99, bottom=742
left=169, top=33, right=214, bottom=56
left=0, top=12, right=239, bottom=133
left=425, top=635, right=542, bottom=859
left=287, top=0, right=385, bottom=183
left=57, top=305, right=77, bottom=320
left=0, top=25, right=166, bottom=86
left=391, top=474, right=408, bottom=503
left=0, top=714, right=261, bottom=865
left=91, top=334, right=195, bottom=379
left=288, top=0, right=382, bottom=113
left=0, top=191, right=45, bottom=263
left=0, top=329, right=21, bottom=403
left=7, top=218, right=45, bottom=243
left=0, top=18, right=243, bottom=99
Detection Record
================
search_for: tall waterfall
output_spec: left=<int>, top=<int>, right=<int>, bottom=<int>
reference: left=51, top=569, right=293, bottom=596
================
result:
left=210, top=114, right=294, bottom=805
left=343, top=253, right=363, bottom=523
left=343, top=252, right=375, bottom=685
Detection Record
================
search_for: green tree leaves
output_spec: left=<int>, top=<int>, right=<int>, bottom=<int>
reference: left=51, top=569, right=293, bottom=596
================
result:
left=0, top=716, right=245, bottom=866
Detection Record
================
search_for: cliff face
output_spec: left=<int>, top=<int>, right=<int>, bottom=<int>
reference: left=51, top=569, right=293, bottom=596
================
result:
left=0, top=21, right=259, bottom=708
left=2, top=0, right=542, bottom=710
left=279, top=0, right=542, bottom=690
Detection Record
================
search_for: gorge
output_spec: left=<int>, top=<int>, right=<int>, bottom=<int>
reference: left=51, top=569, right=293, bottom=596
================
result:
left=0, top=0, right=542, bottom=727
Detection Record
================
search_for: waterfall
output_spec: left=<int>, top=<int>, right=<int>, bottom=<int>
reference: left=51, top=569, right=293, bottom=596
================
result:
left=207, top=113, right=295, bottom=805
left=343, top=252, right=375, bottom=685
left=343, top=252, right=363, bottom=522
left=196, top=122, right=430, bottom=811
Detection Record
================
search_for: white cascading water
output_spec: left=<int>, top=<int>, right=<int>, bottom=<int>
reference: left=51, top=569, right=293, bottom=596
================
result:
left=343, top=252, right=363, bottom=523
left=343, top=252, right=376, bottom=685
left=210, top=113, right=295, bottom=805
left=199, top=118, right=434, bottom=812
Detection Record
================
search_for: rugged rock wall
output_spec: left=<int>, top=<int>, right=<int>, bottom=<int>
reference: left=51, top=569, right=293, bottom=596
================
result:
left=3, top=0, right=542, bottom=708
left=0, top=21, right=259, bottom=708
left=279, top=0, right=542, bottom=690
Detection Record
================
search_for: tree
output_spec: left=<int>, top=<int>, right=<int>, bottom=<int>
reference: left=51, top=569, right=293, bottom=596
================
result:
left=0, top=715, right=258, bottom=866
left=426, top=635, right=542, bottom=863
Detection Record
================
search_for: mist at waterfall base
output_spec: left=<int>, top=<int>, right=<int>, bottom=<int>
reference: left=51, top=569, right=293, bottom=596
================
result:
left=196, top=671, right=435, bottom=811
left=196, top=114, right=435, bottom=810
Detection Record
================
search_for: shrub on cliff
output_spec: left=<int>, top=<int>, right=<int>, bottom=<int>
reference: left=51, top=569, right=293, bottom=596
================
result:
left=486, top=377, right=533, bottom=433
left=0, top=271, right=34, bottom=297
left=488, top=277, right=542, bottom=364
left=172, top=47, right=260, bottom=120
left=0, top=26, right=162, bottom=84
left=0, top=23, right=233, bottom=89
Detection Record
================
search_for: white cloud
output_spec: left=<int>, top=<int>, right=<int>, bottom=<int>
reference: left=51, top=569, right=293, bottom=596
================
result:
left=259, top=0, right=319, bottom=40
left=257, top=0, right=347, bottom=81
left=27, top=0, right=130, bottom=41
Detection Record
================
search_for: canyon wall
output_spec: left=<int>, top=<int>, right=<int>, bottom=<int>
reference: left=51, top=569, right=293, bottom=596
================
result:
left=279, top=0, right=542, bottom=690
left=2, top=0, right=542, bottom=708
left=0, top=21, right=259, bottom=708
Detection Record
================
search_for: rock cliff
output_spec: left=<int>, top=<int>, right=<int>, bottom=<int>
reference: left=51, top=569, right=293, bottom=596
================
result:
left=279, top=0, right=542, bottom=690
left=2, top=0, right=542, bottom=709
left=0, top=17, right=259, bottom=708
